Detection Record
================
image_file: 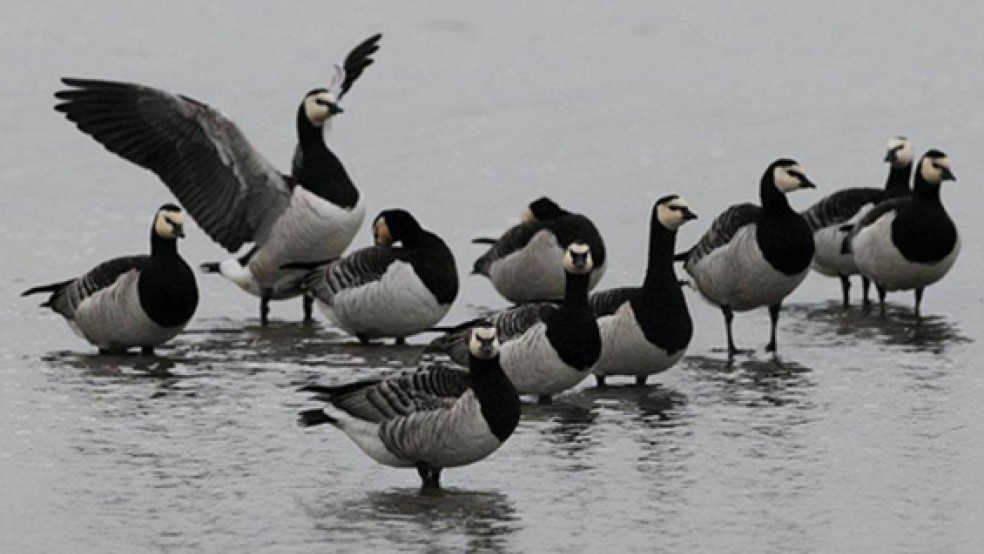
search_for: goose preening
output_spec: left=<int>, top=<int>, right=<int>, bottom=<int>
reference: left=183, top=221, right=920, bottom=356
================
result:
left=431, top=242, right=601, bottom=404
left=22, top=205, right=198, bottom=354
left=803, top=137, right=913, bottom=307
left=678, top=159, right=816, bottom=358
left=53, top=34, right=382, bottom=325
left=298, top=327, right=520, bottom=489
left=590, top=195, right=696, bottom=387
left=472, top=197, right=606, bottom=302
left=848, top=150, right=959, bottom=316
left=297, top=209, right=458, bottom=344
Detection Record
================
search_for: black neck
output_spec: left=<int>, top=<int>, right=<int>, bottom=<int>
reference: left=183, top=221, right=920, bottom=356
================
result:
left=884, top=162, right=912, bottom=199
left=561, top=271, right=591, bottom=308
left=469, top=356, right=520, bottom=443
left=760, top=175, right=792, bottom=215
left=295, top=107, right=359, bottom=208
left=642, top=218, right=680, bottom=294
left=912, top=171, right=942, bottom=203
left=150, top=232, right=179, bottom=258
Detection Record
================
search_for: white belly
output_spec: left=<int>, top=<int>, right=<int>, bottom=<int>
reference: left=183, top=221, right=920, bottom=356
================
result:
left=687, top=225, right=809, bottom=312
left=811, top=203, right=873, bottom=277
left=74, top=271, right=185, bottom=351
left=490, top=231, right=606, bottom=302
left=499, top=323, right=589, bottom=396
left=320, top=262, right=451, bottom=339
left=233, top=189, right=366, bottom=296
left=593, top=303, right=686, bottom=377
left=853, top=213, right=961, bottom=291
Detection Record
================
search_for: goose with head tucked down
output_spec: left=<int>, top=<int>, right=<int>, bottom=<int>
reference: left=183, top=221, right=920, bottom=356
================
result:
left=679, top=159, right=816, bottom=358
left=54, top=34, right=382, bottom=325
left=298, top=209, right=458, bottom=344
left=802, top=136, right=913, bottom=307
left=298, top=327, right=519, bottom=489
left=590, top=195, right=697, bottom=387
left=472, top=197, right=606, bottom=303
left=848, top=149, right=959, bottom=316
left=22, top=205, right=198, bottom=355
left=431, top=242, right=601, bottom=404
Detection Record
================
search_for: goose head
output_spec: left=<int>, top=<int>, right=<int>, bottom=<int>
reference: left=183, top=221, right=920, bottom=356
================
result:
left=884, top=136, right=913, bottom=167
left=373, top=209, right=424, bottom=247
left=770, top=159, right=816, bottom=194
left=655, top=194, right=698, bottom=231
left=563, top=242, right=594, bottom=275
left=918, top=150, right=956, bottom=185
left=153, top=204, right=186, bottom=240
left=302, top=88, right=343, bottom=126
left=468, top=326, right=500, bottom=361
left=523, top=197, right=567, bottom=223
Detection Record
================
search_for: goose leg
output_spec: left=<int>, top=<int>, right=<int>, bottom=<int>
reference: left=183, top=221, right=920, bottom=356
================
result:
left=861, top=276, right=872, bottom=308
left=914, top=287, right=924, bottom=317
left=394, top=337, right=406, bottom=346
left=302, top=294, right=314, bottom=323
left=537, top=395, right=553, bottom=405
left=635, top=375, right=648, bottom=386
left=765, top=303, right=781, bottom=353
left=141, top=346, right=155, bottom=356
left=839, top=275, right=851, bottom=308
left=723, top=306, right=740, bottom=358
left=595, top=374, right=607, bottom=388
left=260, top=290, right=273, bottom=326
left=417, top=463, right=441, bottom=489
left=876, top=285, right=887, bottom=317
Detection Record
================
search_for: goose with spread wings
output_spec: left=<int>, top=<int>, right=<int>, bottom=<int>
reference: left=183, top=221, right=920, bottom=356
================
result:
left=54, top=34, right=382, bottom=325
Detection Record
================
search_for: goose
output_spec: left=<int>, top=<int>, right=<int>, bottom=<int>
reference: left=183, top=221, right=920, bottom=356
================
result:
left=590, top=195, right=697, bottom=387
left=53, top=34, right=382, bottom=325
left=678, top=159, right=816, bottom=357
left=297, top=209, right=458, bottom=344
left=22, top=204, right=198, bottom=354
left=849, top=150, right=959, bottom=316
left=472, top=197, right=606, bottom=302
left=802, top=137, right=913, bottom=307
left=298, top=326, right=520, bottom=489
left=430, top=242, right=601, bottom=404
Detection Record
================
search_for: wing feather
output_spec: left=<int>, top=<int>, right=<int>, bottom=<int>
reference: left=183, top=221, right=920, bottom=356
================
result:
left=802, top=187, right=884, bottom=231
left=683, top=203, right=762, bottom=267
left=25, top=256, right=148, bottom=319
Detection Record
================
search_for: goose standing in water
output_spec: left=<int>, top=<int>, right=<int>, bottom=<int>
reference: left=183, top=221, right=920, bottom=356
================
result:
left=299, top=209, right=458, bottom=344
left=802, top=137, right=912, bottom=307
left=849, top=150, right=959, bottom=316
left=298, top=327, right=520, bottom=489
left=22, top=205, right=198, bottom=354
left=472, top=197, right=606, bottom=302
left=590, top=195, right=696, bottom=386
left=679, top=159, right=816, bottom=358
left=54, top=34, right=382, bottom=325
left=431, top=243, right=601, bottom=404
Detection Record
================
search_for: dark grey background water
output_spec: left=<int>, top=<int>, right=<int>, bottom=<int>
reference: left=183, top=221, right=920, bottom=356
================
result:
left=3, top=2, right=984, bottom=552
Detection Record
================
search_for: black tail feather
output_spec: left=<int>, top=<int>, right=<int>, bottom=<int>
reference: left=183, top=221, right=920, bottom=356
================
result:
left=200, top=262, right=221, bottom=274
left=21, top=279, right=72, bottom=297
left=298, top=409, right=336, bottom=427
left=471, top=237, right=497, bottom=245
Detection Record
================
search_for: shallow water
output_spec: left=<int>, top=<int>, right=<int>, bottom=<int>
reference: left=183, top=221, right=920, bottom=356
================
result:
left=3, top=2, right=984, bottom=553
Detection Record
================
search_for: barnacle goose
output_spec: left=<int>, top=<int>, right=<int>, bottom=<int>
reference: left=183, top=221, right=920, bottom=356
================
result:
left=679, top=159, right=816, bottom=357
left=849, top=150, right=959, bottom=316
left=431, top=243, right=601, bottom=404
left=589, top=195, right=697, bottom=387
left=298, top=327, right=520, bottom=489
left=802, top=137, right=912, bottom=306
left=472, top=197, right=606, bottom=302
left=22, top=205, right=198, bottom=354
left=54, top=34, right=382, bottom=325
left=297, top=209, right=458, bottom=344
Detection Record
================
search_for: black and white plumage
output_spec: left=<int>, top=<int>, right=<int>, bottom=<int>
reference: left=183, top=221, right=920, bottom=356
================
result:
left=300, top=209, right=459, bottom=344
left=472, top=197, right=607, bottom=302
left=432, top=243, right=601, bottom=404
left=802, top=137, right=913, bottom=307
left=849, top=150, right=959, bottom=316
left=590, top=195, right=697, bottom=387
left=298, top=327, right=520, bottom=489
left=22, top=205, right=198, bottom=354
left=54, top=34, right=382, bottom=325
left=680, top=159, right=816, bottom=357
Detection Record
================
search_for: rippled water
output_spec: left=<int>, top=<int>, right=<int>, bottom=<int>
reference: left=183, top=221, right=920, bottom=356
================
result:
left=3, top=2, right=984, bottom=553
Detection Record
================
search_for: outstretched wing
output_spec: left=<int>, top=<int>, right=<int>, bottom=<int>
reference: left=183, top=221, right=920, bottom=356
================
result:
left=55, top=78, right=291, bottom=252
left=588, top=287, right=636, bottom=317
left=801, top=187, right=883, bottom=231
left=472, top=222, right=545, bottom=276
left=303, top=246, right=397, bottom=304
left=683, top=203, right=762, bottom=267
left=339, top=33, right=382, bottom=100
left=23, top=255, right=148, bottom=320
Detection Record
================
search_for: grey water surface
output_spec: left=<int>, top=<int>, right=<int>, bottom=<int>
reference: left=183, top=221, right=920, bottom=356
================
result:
left=3, top=2, right=984, bottom=553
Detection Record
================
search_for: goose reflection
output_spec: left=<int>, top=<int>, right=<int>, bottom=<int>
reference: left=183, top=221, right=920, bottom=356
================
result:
left=313, top=488, right=519, bottom=553
left=686, top=354, right=815, bottom=409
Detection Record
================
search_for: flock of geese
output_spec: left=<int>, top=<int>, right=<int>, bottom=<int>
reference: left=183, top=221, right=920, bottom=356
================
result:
left=21, top=35, right=961, bottom=488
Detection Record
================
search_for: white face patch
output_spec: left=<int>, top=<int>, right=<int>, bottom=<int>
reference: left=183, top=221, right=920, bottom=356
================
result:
left=154, top=210, right=184, bottom=239
left=303, top=91, right=337, bottom=125
left=373, top=217, right=393, bottom=246
left=657, top=197, right=691, bottom=230
left=563, top=242, right=594, bottom=274
left=774, top=165, right=806, bottom=193
left=521, top=207, right=535, bottom=223
left=920, top=155, right=952, bottom=184
left=886, top=137, right=913, bottom=166
left=468, top=327, right=500, bottom=360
